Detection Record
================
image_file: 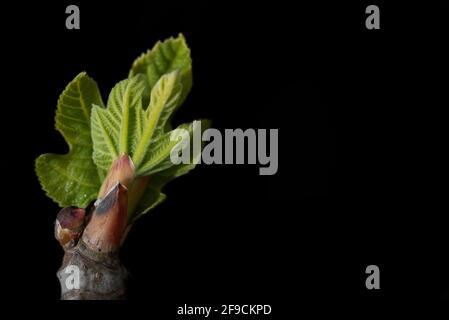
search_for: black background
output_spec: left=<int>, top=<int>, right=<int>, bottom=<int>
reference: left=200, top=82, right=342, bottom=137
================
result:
left=2, top=0, right=448, bottom=315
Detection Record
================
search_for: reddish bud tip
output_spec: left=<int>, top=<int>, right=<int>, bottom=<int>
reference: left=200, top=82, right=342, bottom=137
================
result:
left=98, top=155, right=135, bottom=200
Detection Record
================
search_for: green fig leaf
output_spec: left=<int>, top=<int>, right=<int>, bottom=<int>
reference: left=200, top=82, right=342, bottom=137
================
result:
left=35, top=72, right=104, bottom=208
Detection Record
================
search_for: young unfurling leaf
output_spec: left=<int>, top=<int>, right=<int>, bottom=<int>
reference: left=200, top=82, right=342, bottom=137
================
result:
left=129, top=33, right=192, bottom=108
left=91, top=70, right=191, bottom=179
left=91, top=74, right=150, bottom=179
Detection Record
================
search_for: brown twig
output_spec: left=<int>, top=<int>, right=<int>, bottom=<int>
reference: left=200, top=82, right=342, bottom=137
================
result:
left=55, top=156, right=135, bottom=300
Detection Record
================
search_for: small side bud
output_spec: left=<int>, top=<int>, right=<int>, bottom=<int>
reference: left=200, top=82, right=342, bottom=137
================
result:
left=55, top=207, right=86, bottom=249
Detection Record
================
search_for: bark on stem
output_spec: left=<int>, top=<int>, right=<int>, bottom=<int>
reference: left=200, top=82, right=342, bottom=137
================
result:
left=57, top=239, right=127, bottom=300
